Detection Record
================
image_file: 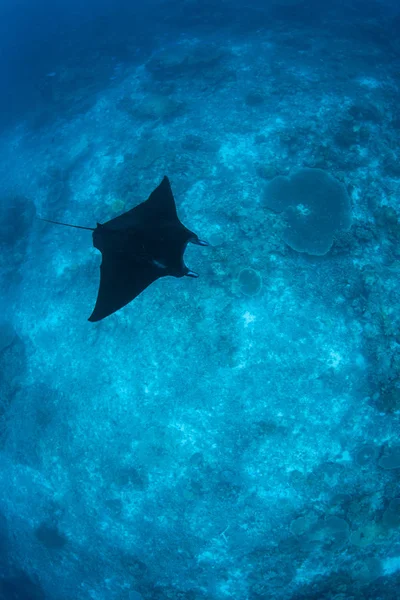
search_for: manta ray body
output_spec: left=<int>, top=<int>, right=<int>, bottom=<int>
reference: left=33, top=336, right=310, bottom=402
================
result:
left=41, top=176, right=207, bottom=322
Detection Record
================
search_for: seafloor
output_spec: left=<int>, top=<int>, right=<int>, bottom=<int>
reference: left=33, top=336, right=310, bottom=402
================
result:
left=1, top=2, right=400, bottom=599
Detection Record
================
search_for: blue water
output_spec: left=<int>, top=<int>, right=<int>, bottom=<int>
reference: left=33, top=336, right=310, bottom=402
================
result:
left=1, top=1, right=400, bottom=598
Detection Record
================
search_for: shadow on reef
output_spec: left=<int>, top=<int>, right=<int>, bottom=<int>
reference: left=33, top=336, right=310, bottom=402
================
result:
left=0, top=510, right=46, bottom=599
left=0, top=324, right=29, bottom=472
left=0, top=569, right=46, bottom=600
left=0, top=195, right=36, bottom=286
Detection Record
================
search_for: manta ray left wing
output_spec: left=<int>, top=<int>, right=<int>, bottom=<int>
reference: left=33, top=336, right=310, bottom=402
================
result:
left=87, top=253, right=162, bottom=322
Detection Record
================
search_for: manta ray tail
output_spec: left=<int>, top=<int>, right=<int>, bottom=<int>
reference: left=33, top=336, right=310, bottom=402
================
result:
left=39, top=218, right=95, bottom=231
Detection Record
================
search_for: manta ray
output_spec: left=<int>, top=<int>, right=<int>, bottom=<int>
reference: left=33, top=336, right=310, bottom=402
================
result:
left=41, top=176, right=208, bottom=322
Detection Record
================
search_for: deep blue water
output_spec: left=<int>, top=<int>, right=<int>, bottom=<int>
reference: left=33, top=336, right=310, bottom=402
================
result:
left=1, top=1, right=400, bottom=599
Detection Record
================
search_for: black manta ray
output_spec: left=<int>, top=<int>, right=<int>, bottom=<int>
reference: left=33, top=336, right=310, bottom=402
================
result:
left=41, top=176, right=208, bottom=322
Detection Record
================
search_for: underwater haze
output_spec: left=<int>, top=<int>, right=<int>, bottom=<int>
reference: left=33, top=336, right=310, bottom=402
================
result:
left=1, top=0, right=400, bottom=598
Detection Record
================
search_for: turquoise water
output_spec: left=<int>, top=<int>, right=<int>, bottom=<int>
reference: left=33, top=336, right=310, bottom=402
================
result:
left=1, top=1, right=400, bottom=598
